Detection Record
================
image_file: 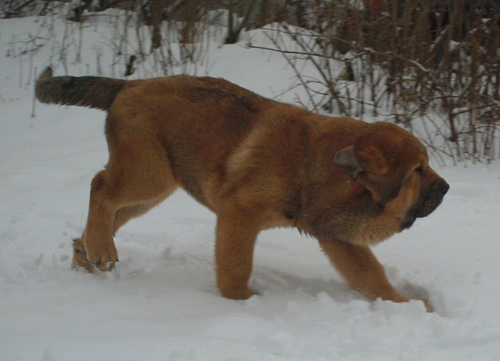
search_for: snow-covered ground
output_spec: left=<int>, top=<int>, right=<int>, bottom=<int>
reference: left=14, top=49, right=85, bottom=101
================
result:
left=1, top=12, right=500, bottom=361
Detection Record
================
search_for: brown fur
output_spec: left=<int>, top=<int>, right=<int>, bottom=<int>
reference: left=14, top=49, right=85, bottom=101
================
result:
left=36, top=68, right=449, bottom=311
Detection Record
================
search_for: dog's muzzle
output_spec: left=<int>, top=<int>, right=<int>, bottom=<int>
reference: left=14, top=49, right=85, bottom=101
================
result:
left=401, top=179, right=449, bottom=231
left=416, top=179, right=449, bottom=217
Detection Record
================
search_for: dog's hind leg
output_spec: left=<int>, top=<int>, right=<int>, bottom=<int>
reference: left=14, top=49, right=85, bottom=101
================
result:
left=72, top=191, right=176, bottom=272
left=71, top=237, right=95, bottom=272
left=112, top=194, right=176, bottom=235
left=78, top=128, right=178, bottom=271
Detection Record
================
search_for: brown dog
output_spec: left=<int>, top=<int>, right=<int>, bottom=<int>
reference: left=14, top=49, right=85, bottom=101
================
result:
left=36, top=68, right=449, bottom=310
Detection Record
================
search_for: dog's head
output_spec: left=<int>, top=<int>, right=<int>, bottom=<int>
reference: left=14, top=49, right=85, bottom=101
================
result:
left=334, top=122, right=449, bottom=232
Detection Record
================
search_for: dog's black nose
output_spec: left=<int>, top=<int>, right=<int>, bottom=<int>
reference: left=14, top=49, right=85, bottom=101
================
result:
left=438, top=181, right=450, bottom=195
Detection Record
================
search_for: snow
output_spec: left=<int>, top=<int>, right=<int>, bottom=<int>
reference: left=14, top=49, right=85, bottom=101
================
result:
left=1, top=11, right=500, bottom=361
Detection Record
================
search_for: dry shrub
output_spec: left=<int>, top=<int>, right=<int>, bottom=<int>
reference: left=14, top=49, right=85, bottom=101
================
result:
left=251, top=0, right=500, bottom=164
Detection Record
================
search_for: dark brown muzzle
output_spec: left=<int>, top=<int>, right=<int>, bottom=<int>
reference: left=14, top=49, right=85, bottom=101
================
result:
left=401, top=179, right=449, bottom=231
left=415, top=179, right=450, bottom=218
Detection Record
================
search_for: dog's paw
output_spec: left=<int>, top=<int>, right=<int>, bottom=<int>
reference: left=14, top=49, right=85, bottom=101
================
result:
left=71, top=238, right=95, bottom=273
left=84, top=240, right=119, bottom=272
left=422, top=299, right=433, bottom=313
left=219, top=284, right=252, bottom=300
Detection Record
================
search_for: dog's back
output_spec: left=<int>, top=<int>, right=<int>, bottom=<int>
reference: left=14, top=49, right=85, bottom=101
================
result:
left=106, top=75, right=294, bottom=208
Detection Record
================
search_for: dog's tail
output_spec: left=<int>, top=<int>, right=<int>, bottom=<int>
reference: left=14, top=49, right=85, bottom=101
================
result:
left=35, top=67, right=126, bottom=111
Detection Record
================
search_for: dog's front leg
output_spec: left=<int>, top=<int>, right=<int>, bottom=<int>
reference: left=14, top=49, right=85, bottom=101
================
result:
left=215, top=210, right=261, bottom=300
left=319, top=240, right=432, bottom=311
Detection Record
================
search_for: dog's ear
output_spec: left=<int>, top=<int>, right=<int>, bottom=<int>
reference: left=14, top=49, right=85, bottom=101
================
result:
left=357, top=146, right=389, bottom=175
left=334, top=145, right=389, bottom=178
left=333, top=145, right=363, bottom=178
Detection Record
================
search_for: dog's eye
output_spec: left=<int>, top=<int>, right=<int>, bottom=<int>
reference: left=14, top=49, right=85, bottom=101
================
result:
left=416, top=166, right=424, bottom=174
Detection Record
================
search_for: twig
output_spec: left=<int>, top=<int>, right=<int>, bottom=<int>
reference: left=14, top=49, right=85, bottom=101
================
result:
left=31, top=66, right=37, bottom=118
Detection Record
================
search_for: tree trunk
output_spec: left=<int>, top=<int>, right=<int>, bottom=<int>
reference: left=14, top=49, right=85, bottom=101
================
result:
left=150, top=0, right=162, bottom=51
